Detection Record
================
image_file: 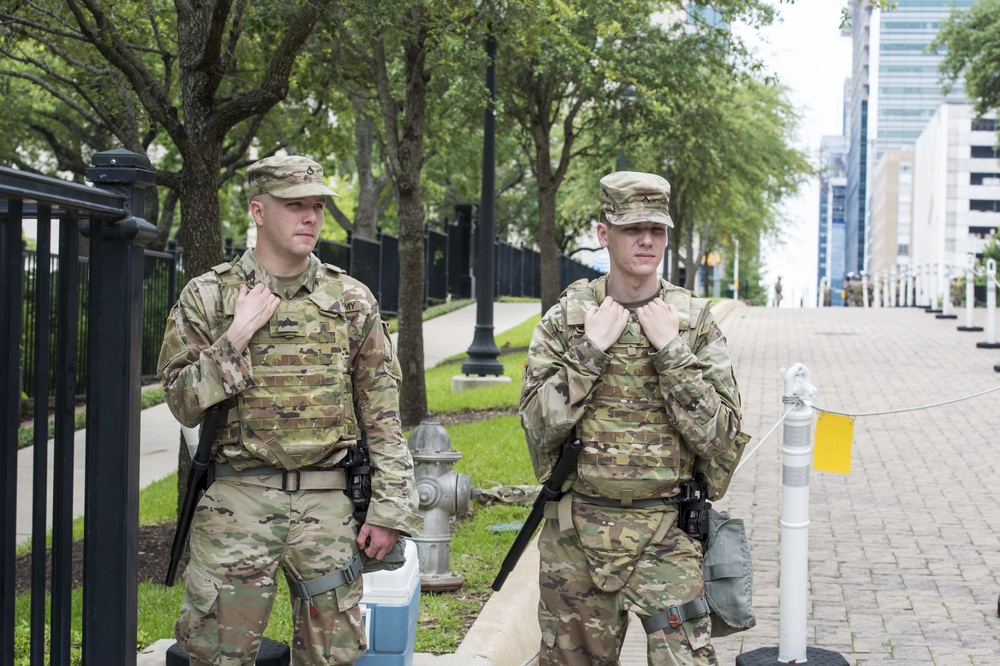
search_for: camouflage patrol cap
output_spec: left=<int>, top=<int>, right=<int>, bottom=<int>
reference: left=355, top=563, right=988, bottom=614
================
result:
left=599, top=171, right=673, bottom=227
left=247, top=155, right=338, bottom=202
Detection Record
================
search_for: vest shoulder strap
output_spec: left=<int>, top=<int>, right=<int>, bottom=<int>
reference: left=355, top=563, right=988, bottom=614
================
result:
left=561, top=278, right=598, bottom=327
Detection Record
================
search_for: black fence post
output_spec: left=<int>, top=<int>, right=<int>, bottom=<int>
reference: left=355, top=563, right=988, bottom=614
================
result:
left=81, top=149, right=157, bottom=666
left=0, top=199, right=24, bottom=664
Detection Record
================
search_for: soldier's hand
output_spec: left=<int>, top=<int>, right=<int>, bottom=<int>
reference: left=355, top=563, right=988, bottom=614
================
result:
left=584, top=297, right=629, bottom=351
left=636, top=298, right=681, bottom=350
left=227, top=284, right=280, bottom=352
left=358, top=523, right=400, bottom=561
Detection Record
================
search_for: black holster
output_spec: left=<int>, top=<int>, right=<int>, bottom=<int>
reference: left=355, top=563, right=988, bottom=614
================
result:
left=679, top=473, right=711, bottom=543
left=340, top=442, right=372, bottom=524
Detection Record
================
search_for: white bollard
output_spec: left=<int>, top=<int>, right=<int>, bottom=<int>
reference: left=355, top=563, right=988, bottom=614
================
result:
left=978, top=259, right=1000, bottom=349
left=736, top=366, right=847, bottom=666
left=883, top=270, right=890, bottom=307
left=958, top=267, right=983, bottom=332
left=906, top=267, right=914, bottom=306
left=862, top=274, right=870, bottom=308
left=777, top=363, right=816, bottom=663
left=937, top=265, right=957, bottom=319
left=817, top=276, right=828, bottom=308
left=872, top=273, right=881, bottom=308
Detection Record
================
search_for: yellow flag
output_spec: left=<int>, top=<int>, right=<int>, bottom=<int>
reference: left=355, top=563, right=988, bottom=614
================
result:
left=814, top=411, right=854, bottom=474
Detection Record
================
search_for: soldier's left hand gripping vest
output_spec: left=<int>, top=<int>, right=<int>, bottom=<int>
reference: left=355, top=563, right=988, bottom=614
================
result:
left=214, top=262, right=358, bottom=468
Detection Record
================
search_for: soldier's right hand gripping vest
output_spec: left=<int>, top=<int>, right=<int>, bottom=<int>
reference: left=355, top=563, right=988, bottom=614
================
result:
left=211, top=261, right=357, bottom=469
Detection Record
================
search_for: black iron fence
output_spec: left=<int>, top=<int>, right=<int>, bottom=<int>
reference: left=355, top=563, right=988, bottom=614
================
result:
left=227, top=204, right=600, bottom=317
left=18, top=203, right=600, bottom=400
left=2, top=150, right=157, bottom=666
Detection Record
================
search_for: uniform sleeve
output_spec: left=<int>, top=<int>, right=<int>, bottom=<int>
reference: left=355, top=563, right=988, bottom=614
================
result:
left=519, top=305, right=611, bottom=456
left=349, top=302, right=423, bottom=537
left=156, top=280, right=254, bottom=427
left=651, top=308, right=742, bottom=458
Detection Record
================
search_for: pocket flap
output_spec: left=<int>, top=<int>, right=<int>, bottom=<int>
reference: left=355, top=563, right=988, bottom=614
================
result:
left=184, top=561, right=222, bottom=614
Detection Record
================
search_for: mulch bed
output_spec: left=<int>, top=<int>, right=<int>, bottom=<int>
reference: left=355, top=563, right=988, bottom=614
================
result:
left=15, top=522, right=183, bottom=595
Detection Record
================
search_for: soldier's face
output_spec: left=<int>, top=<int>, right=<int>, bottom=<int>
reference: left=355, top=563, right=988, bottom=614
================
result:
left=251, top=194, right=324, bottom=261
left=598, top=221, right=667, bottom=281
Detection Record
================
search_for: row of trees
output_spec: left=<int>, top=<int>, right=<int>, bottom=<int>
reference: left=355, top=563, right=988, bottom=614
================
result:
left=3, top=0, right=818, bottom=425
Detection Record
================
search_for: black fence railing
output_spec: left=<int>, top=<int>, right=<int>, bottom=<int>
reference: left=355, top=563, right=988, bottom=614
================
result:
left=19, top=204, right=600, bottom=400
left=2, top=149, right=157, bottom=666
left=315, top=206, right=600, bottom=316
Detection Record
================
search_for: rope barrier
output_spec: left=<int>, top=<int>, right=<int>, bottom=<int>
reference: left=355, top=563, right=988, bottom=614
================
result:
left=734, top=384, right=1000, bottom=472
left=810, top=384, right=1000, bottom=418
left=519, top=651, right=539, bottom=666
left=734, top=405, right=794, bottom=475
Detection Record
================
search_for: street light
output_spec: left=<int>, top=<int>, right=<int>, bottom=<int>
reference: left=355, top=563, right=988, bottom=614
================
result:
left=617, top=84, right=636, bottom=171
left=460, top=30, right=504, bottom=378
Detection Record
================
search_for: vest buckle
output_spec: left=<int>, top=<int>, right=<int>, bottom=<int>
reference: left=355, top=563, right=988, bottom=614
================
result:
left=282, top=469, right=301, bottom=493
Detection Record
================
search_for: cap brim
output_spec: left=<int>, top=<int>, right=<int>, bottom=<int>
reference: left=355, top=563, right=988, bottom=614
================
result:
left=266, top=183, right=339, bottom=199
left=605, top=210, right=673, bottom=227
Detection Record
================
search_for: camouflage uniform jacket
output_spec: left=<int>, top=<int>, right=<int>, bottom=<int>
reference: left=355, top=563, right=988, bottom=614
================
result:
left=157, top=249, right=422, bottom=536
left=521, top=275, right=743, bottom=499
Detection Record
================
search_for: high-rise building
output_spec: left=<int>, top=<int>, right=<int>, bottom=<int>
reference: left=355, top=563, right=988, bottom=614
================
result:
left=869, top=149, right=914, bottom=276
left=818, top=135, right=848, bottom=302
left=874, top=0, right=972, bottom=162
left=844, top=0, right=871, bottom=275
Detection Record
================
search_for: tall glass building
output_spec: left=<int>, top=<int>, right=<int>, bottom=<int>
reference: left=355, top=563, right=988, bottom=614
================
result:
left=818, top=135, right=848, bottom=299
left=874, top=0, right=972, bottom=162
left=844, top=0, right=871, bottom=274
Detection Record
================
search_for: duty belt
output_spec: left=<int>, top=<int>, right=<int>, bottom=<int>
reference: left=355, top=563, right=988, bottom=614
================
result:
left=570, top=488, right=693, bottom=509
left=212, top=461, right=347, bottom=492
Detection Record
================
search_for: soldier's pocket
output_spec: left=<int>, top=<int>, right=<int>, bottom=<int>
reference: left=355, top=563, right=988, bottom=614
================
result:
left=176, top=561, right=223, bottom=663
left=682, top=614, right=713, bottom=652
left=537, top=598, right=560, bottom=650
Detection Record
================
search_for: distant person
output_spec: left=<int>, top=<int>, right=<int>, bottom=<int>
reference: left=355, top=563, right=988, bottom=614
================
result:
left=773, top=276, right=783, bottom=307
left=520, top=171, right=745, bottom=665
left=157, top=155, right=422, bottom=665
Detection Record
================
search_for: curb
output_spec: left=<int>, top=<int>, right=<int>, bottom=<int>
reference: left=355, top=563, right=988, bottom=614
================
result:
left=452, top=536, right=541, bottom=666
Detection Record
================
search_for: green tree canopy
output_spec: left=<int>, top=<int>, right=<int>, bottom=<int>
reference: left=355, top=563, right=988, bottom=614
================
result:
left=933, top=0, right=1000, bottom=128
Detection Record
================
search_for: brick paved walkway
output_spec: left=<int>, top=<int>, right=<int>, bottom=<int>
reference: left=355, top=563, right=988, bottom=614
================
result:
left=617, top=306, right=1000, bottom=665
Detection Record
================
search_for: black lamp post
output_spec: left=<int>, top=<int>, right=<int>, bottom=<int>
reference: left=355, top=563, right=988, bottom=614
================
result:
left=617, top=84, right=636, bottom=171
left=461, top=31, right=504, bottom=377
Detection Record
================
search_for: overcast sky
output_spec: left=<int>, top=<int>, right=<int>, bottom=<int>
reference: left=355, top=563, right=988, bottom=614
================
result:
left=737, top=3, right=855, bottom=306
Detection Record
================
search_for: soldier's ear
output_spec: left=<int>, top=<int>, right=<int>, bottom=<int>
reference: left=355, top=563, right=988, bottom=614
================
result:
left=249, top=198, right=266, bottom=228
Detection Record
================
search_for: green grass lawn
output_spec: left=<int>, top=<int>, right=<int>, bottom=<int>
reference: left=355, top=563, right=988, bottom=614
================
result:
left=15, top=311, right=542, bottom=660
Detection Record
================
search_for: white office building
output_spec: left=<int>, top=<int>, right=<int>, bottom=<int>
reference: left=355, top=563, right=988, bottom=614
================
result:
left=911, top=103, right=1000, bottom=304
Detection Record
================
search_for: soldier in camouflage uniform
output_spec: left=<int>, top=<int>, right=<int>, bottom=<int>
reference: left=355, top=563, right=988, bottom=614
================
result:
left=157, top=155, right=422, bottom=666
left=521, top=171, right=744, bottom=666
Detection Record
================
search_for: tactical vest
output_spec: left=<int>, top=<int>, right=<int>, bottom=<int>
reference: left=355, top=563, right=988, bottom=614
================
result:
left=210, top=261, right=357, bottom=469
left=561, top=278, right=706, bottom=504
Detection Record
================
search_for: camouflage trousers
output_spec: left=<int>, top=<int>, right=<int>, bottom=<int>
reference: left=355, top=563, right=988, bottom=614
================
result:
left=176, top=479, right=366, bottom=666
left=537, top=504, right=715, bottom=666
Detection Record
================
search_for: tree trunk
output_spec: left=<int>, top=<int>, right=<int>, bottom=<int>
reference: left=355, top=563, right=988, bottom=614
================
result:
left=175, top=154, right=224, bottom=281
left=374, top=14, right=429, bottom=429
left=173, top=147, right=224, bottom=518
left=537, top=177, right=560, bottom=315
left=352, top=99, right=386, bottom=241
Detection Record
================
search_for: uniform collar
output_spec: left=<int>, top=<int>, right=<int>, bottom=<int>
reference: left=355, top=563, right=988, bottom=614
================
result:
left=237, top=249, right=321, bottom=298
